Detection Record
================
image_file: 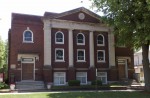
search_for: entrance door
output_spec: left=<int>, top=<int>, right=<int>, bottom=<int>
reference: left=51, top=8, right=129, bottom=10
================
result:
left=118, top=64, right=126, bottom=79
left=22, top=63, right=34, bottom=80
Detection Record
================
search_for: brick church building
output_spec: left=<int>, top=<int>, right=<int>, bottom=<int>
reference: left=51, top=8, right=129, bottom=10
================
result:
left=8, top=7, right=134, bottom=87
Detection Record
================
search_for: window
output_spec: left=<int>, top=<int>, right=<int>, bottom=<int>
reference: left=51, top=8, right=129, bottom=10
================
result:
left=23, top=30, right=33, bottom=43
left=55, top=31, right=64, bottom=44
left=97, top=50, right=105, bottom=62
left=97, top=34, right=104, bottom=46
left=97, top=72, right=107, bottom=84
left=55, top=49, right=64, bottom=61
left=76, top=72, right=87, bottom=84
left=54, top=72, right=66, bottom=85
left=77, top=33, right=85, bottom=45
left=77, top=49, right=85, bottom=61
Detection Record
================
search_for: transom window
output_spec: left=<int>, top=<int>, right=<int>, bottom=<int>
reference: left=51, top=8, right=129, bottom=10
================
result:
left=97, top=72, right=107, bottom=84
left=97, top=34, right=104, bottom=46
left=77, top=49, right=85, bottom=61
left=23, top=30, right=33, bottom=43
left=54, top=72, right=66, bottom=85
left=77, top=33, right=85, bottom=45
left=55, top=31, right=64, bottom=44
left=76, top=72, right=87, bottom=85
left=55, top=49, right=64, bottom=61
left=97, top=50, right=105, bottom=62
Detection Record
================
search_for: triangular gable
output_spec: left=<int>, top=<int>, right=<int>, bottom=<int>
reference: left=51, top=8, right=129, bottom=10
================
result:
left=55, top=7, right=101, bottom=23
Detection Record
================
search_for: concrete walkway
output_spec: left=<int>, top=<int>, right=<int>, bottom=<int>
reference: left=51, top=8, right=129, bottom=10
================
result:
left=0, top=89, right=144, bottom=95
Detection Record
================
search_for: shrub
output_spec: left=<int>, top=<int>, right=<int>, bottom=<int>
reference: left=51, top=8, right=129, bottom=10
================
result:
left=0, top=82, right=9, bottom=89
left=91, top=80, right=102, bottom=86
left=68, top=80, right=80, bottom=86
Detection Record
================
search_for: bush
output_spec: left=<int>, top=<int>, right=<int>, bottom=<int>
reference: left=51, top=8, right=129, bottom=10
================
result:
left=68, top=80, right=80, bottom=86
left=0, top=82, right=9, bottom=89
left=91, top=80, right=102, bottom=86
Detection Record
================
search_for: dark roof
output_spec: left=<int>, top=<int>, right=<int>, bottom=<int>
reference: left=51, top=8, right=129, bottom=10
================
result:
left=43, top=7, right=101, bottom=21
left=11, top=13, right=42, bottom=23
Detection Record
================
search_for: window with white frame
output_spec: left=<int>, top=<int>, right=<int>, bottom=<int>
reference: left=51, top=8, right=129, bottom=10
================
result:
left=55, top=31, right=64, bottom=44
left=77, top=33, right=85, bottom=45
left=77, top=49, right=85, bottom=61
left=54, top=72, right=66, bottom=85
left=97, top=72, right=107, bottom=84
left=23, top=30, right=33, bottom=43
left=76, top=72, right=87, bottom=84
left=97, top=50, right=105, bottom=62
left=97, top=34, right=104, bottom=46
left=55, top=49, right=64, bottom=61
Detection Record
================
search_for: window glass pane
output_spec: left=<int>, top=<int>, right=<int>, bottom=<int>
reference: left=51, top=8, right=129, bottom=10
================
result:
left=54, top=77, right=59, bottom=84
left=56, top=50, right=63, bottom=60
left=77, top=34, right=84, bottom=43
left=97, top=35, right=103, bottom=44
left=24, top=31, right=32, bottom=41
left=56, top=32, right=63, bottom=42
left=60, top=77, right=65, bottom=84
left=98, top=51, right=104, bottom=61
left=101, top=77, right=106, bottom=83
left=78, top=51, right=84, bottom=60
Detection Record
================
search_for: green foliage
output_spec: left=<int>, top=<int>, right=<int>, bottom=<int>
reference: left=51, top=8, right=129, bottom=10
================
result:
left=91, top=80, right=102, bottom=86
left=0, top=38, right=8, bottom=74
left=0, top=82, right=9, bottom=89
left=91, top=0, right=150, bottom=48
left=68, top=80, right=80, bottom=86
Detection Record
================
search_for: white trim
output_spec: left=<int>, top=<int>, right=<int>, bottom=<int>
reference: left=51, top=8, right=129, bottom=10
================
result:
left=55, top=48, right=64, bottom=62
left=89, top=31, right=94, bottom=67
left=97, top=34, right=105, bottom=46
left=23, top=27, right=34, bottom=43
left=54, top=72, right=66, bottom=86
left=68, top=29, right=74, bottom=67
left=97, top=50, right=105, bottom=62
left=77, top=49, right=85, bottom=62
left=55, top=31, right=64, bottom=44
left=21, top=57, right=35, bottom=81
left=97, top=72, right=107, bottom=84
left=76, top=72, right=87, bottom=85
left=77, top=33, right=85, bottom=45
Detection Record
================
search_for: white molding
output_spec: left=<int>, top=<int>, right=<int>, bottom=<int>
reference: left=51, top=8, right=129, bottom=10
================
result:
left=47, top=19, right=110, bottom=32
left=23, top=27, right=34, bottom=43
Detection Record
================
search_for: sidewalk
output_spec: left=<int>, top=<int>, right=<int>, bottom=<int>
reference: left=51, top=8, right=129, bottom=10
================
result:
left=0, top=88, right=144, bottom=95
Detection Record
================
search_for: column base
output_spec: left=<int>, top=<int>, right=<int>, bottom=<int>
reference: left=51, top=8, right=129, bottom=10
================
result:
left=43, top=66, right=52, bottom=83
left=68, top=67, right=76, bottom=80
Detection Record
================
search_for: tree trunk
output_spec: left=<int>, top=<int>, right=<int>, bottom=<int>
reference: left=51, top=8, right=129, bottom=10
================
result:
left=142, top=43, right=150, bottom=91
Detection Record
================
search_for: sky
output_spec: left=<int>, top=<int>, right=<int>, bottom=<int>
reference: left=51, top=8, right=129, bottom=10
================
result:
left=0, top=0, right=97, bottom=41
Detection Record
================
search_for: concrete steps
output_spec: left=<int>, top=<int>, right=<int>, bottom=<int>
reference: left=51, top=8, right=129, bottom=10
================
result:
left=16, top=81, right=46, bottom=90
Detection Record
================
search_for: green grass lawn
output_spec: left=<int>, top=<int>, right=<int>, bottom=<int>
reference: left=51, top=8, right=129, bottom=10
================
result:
left=0, top=91, right=150, bottom=98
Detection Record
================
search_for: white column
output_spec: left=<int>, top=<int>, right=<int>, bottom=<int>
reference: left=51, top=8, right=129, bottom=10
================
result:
left=89, top=31, right=94, bottom=67
left=108, top=31, right=116, bottom=67
left=43, top=20, right=51, bottom=66
left=69, top=29, right=74, bottom=67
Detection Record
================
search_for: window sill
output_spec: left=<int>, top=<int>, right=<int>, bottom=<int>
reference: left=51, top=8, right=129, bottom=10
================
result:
left=23, top=41, right=34, bottom=43
left=77, top=60, right=86, bottom=62
left=55, top=60, right=65, bottom=62
left=97, top=44, right=105, bottom=46
left=55, top=42, right=64, bottom=44
left=97, top=61, right=106, bottom=63
left=77, top=43, right=85, bottom=45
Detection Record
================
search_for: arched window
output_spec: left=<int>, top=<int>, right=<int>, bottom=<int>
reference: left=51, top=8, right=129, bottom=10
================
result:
left=97, top=50, right=105, bottom=62
left=97, top=34, right=104, bottom=46
left=55, top=31, right=64, bottom=44
left=77, top=33, right=85, bottom=45
left=23, top=30, right=33, bottom=43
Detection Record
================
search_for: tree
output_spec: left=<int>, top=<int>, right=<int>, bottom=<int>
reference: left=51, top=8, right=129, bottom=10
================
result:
left=91, top=0, right=150, bottom=91
left=0, top=37, right=8, bottom=81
